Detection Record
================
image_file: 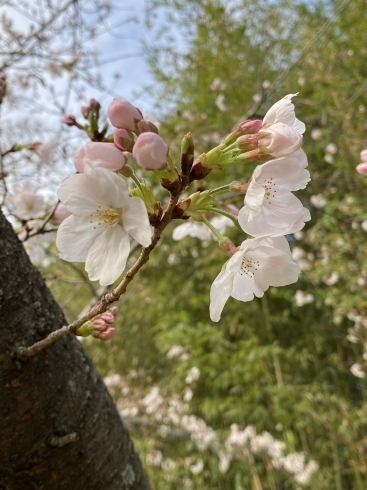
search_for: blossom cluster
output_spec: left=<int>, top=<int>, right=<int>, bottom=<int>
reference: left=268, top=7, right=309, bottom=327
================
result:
left=7, top=92, right=310, bottom=326
left=174, top=94, right=311, bottom=321
left=104, top=368, right=318, bottom=486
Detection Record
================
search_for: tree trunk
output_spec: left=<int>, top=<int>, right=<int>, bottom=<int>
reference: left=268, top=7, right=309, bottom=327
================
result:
left=0, top=210, right=151, bottom=490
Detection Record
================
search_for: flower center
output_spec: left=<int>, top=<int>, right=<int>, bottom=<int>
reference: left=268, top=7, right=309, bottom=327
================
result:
left=90, top=204, right=120, bottom=229
left=261, top=177, right=276, bottom=204
left=239, top=253, right=260, bottom=277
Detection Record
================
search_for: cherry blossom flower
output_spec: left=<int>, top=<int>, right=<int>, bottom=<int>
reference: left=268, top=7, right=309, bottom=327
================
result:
left=31, top=141, right=57, bottom=164
left=18, top=225, right=54, bottom=263
left=262, top=93, right=305, bottom=135
left=173, top=215, right=233, bottom=241
left=356, top=150, right=367, bottom=174
left=238, top=150, right=310, bottom=236
left=8, top=182, right=46, bottom=220
left=56, top=164, right=152, bottom=286
left=310, top=194, right=327, bottom=208
left=74, top=142, right=126, bottom=173
left=210, top=236, right=300, bottom=322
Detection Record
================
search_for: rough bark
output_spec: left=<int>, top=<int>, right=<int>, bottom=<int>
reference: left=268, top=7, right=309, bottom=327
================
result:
left=0, top=210, right=151, bottom=490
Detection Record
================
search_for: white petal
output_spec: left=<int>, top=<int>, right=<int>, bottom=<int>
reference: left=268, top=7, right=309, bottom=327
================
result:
left=256, top=159, right=310, bottom=191
left=256, top=248, right=300, bottom=288
left=231, top=273, right=262, bottom=301
left=210, top=265, right=234, bottom=322
left=244, top=181, right=265, bottom=212
left=172, top=222, right=191, bottom=240
left=84, top=164, right=130, bottom=209
left=56, top=215, right=103, bottom=261
left=121, top=197, right=152, bottom=247
left=263, top=96, right=296, bottom=127
left=293, top=118, right=306, bottom=135
left=85, top=226, right=130, bottom=285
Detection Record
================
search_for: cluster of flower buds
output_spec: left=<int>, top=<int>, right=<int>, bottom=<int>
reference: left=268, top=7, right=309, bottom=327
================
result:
left=356, top=149, right=367, bottom=175
left=76, top=305, right=118, bottom=341
left=191, top=97, right=305, bottom=179
left=0, top=73, right=6, bottom=104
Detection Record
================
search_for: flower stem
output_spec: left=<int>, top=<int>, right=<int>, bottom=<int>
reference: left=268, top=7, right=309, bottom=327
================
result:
left=210, top=184, right=231, bottom=196
left=210, top=207, right=239, bottom=225
left=130, top=172, right=143, bottom=191
left=201, top=216, right=224, bottom=241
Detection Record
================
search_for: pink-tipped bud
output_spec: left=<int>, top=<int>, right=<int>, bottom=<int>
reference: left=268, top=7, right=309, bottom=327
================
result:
left=219, top=237, right=237, bottom=257
left=356, top=163, right=367, bottom=175
left=118, top=164, right=134, bottom=178
left=53, top=202, right=72, bottom=224
left=137, top=119, right=159, bottom=134
left=360, top=149, right=367, bottom=163
left=74, top=142, right=126, bottom=173
left=108, top=97, right=142, bottom=132
left=238, top=119, right=263, bottom=134
left=132, top=132, right=168, bottom=170
left=230, top=181, right=249, bottom=193
left=93, top=327, right=115, bottom=341
left=81, top=105, right=90, bottom=119
left=62, top=114, right=77, bottom=126
left=108, top=306, right=118, bottom=315
left=89, top=98, right=101, bottom=111
left=98, top=311, right=115, bottom=324
left=113, top=128, right=135, bottom=152
left=237, top=134, right=259, bottom=151
left=223, top=119, right=263, bottom=146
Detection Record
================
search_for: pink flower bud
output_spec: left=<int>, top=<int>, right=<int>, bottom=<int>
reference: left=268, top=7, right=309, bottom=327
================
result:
left=133, top=133, right=168, bottom=170
left=81, top=105, right=90, bottom=119
left=258, top=122, right=302, bottom=157
left=108, top=98, right=142, bottom=131
left=360, top=149, right=367, bottom=163
left=118, top=164, right=134, bottom=177
left=89, top=98, right=101, bottom=110
left=98, top=311, right=115, bottom=324
left=230, top=181, right=249, bottom=193
left=62, top=114, right=77, bottom=126
left=53, top=203, right=71, bottom=224
left=113, top=128, right=135, bottom=152
left=219, top=237, right=237, bottom=257
left=223, top=119, right=263, bottom=146
left=238, top=119, right=263, bottom=134
left=137, top=119, right=159, bottom=134
left=74, top=142, right=126, bottom=173
left=236, top=134, right=259, bottom=151
left=356, top=163, right=367, bottom=175
left=91, top=319, right=108, bottom=331
left=94, top=327, right=115, bottom=341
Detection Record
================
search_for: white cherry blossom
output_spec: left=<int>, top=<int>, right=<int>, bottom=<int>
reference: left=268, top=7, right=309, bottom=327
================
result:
left=8, top=182, right=46, bottom=220
left=173, top=215, right=233, bottom=241
left=18, top=221, right=54, bottom=263
left=263, top=93, right=305, bottom=135
left=56, top=164, right=152, bottom=286
left=238, top=150, right=310, bottom=236
left=210, top=236, right=300, bottom=322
